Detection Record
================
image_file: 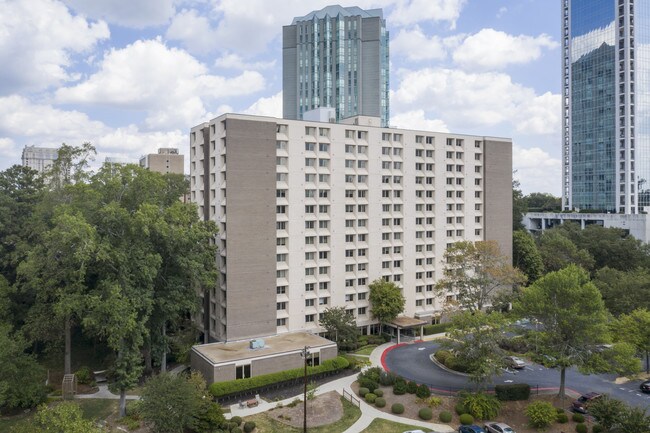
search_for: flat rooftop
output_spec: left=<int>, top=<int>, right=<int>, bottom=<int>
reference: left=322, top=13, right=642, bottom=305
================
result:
left=193, top=332, right=336, bottom=365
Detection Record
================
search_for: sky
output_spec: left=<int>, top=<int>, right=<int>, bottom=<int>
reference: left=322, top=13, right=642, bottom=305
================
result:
left=0, top=0, right=561, bottom=195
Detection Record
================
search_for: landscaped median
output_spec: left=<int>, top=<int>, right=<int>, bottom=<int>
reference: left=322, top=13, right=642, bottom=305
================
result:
left=209, top=356, right=349, bottom=399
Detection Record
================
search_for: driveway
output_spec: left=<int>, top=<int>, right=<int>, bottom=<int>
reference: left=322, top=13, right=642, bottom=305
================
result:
left=382, top=341, right=650, bottom=410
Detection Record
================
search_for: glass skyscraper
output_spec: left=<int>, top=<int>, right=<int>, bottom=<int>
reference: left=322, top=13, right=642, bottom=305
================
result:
left=283, top=5, right=390, bottom=127
left=564, top=0, right=650, bottom=214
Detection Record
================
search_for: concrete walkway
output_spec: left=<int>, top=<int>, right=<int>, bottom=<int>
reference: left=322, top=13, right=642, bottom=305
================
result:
left=75, top=384, right=140, bottom=400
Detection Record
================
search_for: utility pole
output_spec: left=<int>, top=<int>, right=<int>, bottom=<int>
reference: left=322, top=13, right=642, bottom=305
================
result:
left=300, top=345, right=310, bottom=433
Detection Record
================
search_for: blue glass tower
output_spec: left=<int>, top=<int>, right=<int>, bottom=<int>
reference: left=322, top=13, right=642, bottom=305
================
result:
left=564, top=0, right=650, bottom=213
left=283, top=6, right=390, bottom=127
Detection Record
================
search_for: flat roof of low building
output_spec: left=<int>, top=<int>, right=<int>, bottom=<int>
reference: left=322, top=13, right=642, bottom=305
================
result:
left=390, top=316, right=428, bottom=328
left=192, top=332, right=336, bottom=366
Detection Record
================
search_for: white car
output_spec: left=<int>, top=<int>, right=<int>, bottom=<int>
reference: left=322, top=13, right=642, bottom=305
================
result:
left=505, top=356, right=526, bottom=369
left=484, top=423, right=515, bottom=433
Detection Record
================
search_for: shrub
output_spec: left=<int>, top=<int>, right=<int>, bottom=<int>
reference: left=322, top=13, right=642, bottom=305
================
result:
left=375, top=397, right=386, bottom=408
left=423, top=323, right=452, bottom=335
left=227, top=421, right=239, bottom=430
left=439, top=411, right=453, bottom=423
left=358, top=378, right=379, bottom=393
left=459, top=413, right=474, bottom=425
left=416, top=384, right=431, bottom=399
left=576, top=423, right=587, bottom=433
left=557, top=413, right=569, bottom=423
left=393, top=380, right=407, bottom=395
left=427, top=396, right=442, bottom=408
left=379, top=371, right=396, bottom=386
left=365, top=393, right=377, bottom=404
left=455, top=402, right=469, bottom=415
left=435, top=350, right=452, bottom=364
left=231, top=427, right=242, bottom=433
left=418, top=407, right=433, bottom=420
left=243, top=421, right=256, bottom=433
left=230, top=416, right=242, bottom=426
left=462, top=392, right=501, bottom=420
left=494, top=383, right=531, bottom=401
left=374, top=389, right=383, bottom=397
left=391, top=403, right=405, bottom=414
left=75, top=366, right=93, bottom=385
left=573, top=413, right=585, bottom=423
left=210, top=356, right=349, bottom=398
left=592, top=425, right=604, bottom=433
left=406, top=381, right=418, bottom=394
left=358, top=387, right=369, bottom=397
left=444, top=355, right=469, bottom=373
left=119, top=415, right=140, bottom=430
left=556, top=407, right=565, bottom=414
left=358, top=367, right=382, bottom=383
left=525, top=401, right=557, bottom=428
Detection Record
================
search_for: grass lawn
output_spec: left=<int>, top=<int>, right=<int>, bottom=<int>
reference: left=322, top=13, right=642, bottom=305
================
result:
left=245, top=396, right=361, bottom=433
left=353, top=345, right=378, bottom=356
left=360, top=418, right=430, bottom=433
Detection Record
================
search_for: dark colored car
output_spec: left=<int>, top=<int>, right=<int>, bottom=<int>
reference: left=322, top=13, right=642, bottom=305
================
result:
left=641, top=380, right=650, bottom=393
left=572, top=392, right=602, bottom=413
left=459, top=426, right=486, bottom=433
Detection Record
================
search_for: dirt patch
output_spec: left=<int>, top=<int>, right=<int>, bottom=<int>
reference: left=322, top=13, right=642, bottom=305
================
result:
left=352, top=382, right=591, bottom=433
left=267, top=391, right=343, bottom=429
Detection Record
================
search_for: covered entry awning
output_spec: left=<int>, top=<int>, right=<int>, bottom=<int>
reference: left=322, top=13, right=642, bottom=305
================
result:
left=389, top=316, right=428, bottom=344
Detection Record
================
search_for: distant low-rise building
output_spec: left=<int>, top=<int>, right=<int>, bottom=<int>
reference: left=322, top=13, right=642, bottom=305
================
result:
left=21, top=145, right=58, bottom=174
left=139, top=148, right=184, bottom=175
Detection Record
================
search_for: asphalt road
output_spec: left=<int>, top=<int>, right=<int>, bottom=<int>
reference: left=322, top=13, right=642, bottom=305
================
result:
left=383, top=340, right=650, bottom=410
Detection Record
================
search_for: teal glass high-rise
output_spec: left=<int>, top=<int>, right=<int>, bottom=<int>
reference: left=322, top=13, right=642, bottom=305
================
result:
left=283, top=6, right=390, bottom=127
left=563, top=0, right=650, bottom=214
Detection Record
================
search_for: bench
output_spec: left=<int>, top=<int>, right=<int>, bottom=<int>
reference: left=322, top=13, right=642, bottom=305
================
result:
left=246, top=398, right=258, bottom=408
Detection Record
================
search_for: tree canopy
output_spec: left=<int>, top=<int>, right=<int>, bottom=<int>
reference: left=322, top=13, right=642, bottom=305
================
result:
left=512, top=230, right=544, bottom=284
left=369, top=279, right=405, bottom=331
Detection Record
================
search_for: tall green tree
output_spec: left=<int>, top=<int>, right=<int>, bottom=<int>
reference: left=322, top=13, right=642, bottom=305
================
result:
left=319, top=306, right=358, bottom=347
left=444, top=311, right=507, bottom=387
left=570, top=225, right=650, bottom=271
left=594, top=267, right=650, bottom=316
left=512, top=230, right=544, bottom=283
left=512, top=177, right=527, bottom=231
left=523, top=192, right=561, bottom=212
left=515, top=265, right=609, bottom=398
left=589, top=395, right=626, bottom=431
left=436, top=240, right=526, bottom=312
left=369, top=279, right=405, bottom=333
left=616, top=308, right=650, bottom=373
left=537, top=230, right=594, bottom=273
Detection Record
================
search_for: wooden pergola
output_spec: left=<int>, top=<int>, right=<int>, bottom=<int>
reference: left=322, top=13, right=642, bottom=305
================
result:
left=389, top=316, right=428, bottom=344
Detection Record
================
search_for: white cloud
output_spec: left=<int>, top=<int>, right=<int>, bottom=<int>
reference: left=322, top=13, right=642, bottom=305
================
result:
left=390, top=110, right=449, bottom=132
left=392, top=68, right=560, bottom=135
left=62, top=0, right=176, bottom=28
left=496, top=7, right=508, bottom=18
left=513, top=145, right=561, bottom=195
left=389, top=0, right=467, bottom=28
left=243, top=92, right=283, bottom=117
left=391, top=27, right=450, bottom=61
left=166, top=9, right=217, bottom=54
left=453, top=29, right=559, bottom=70
left=0, top=0, right=109, bottom=94
left=214, top=53, right=276, bottom=71
left=55, top=39, right=265, bottom=129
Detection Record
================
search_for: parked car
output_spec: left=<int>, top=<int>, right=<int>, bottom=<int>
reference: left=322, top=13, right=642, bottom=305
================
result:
left=484, top=423, right=515, bottom=433
left=572, top=392, right=603, bottom=413
left=505, top=355, right=526, bottom=369
left=641, top=380, right=650, bottom=393
left=459, top=426, right=486, bottom=433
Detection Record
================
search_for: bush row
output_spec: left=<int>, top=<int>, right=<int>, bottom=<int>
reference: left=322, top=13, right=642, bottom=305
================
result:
left=209, top=356, right=349, bottom=398
left=494, top=383, right=531, bottom=401
left=423, top=323, right=452, bottom=335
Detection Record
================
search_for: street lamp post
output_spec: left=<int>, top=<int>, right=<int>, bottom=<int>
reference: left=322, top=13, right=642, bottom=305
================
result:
left=300, top=345, right=310, bottom=433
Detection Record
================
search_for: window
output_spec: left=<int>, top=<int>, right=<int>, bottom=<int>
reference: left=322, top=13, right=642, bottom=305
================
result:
left=305, top=205, right=315, bottom=213
left=358, top=307, right=367, bottom=315
left=305, top=251, right=315, bottom=260
left=305, top=267, right=315, bottom=276
left=319, top=143, right=329, bottom=152
left=305, top=314, right=315, bottom=323
left=277, top=286, right=286, bottom=294
left=277, top=205, right=286, bottom=214
left=277, top=318, right=286, bottom=326
left=277, top=302, right=286, bottom=310
left=277, top=237, right=287, bottom=246
left=236, top=364, right=251, bottom=379
left=305, top=220, right=315, bottom=229
left=276, top=253, right=287, bottom=262
left=305, top=142, right=316, bottom=151
left=319, top=297, right=329, bottom=305
left=277, top=189, right=287, bottom=198
left=305, top=283, right=314, bottom=291
left=277, top=221, right=287, bottom=230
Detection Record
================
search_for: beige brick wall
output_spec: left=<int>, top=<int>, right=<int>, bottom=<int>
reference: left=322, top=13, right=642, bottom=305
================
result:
left=484, top=139, right=513, bottom=257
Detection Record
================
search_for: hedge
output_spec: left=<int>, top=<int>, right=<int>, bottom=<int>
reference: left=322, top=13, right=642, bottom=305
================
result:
left=423, top=323, right=452, bottom=335
left=573, top=413, right=585, bottom=423
left=576, top=423, right=587, bottom=433
left=375, top=397, right=386, bottom=408
left=358, top=387, right=370, bottom=397
left=439, top=411, right=452, bottom=422
left=374, top=389, right=383, bottom=397
left=459, top=413, right=474, bottom=425
left=243, top=421, right=256, bottom=433
left=418, top=407, right=433, bottom=420
left=391, top=403, right=405, bottom=414
left=209, top=356, right=349, bottom=398
left=494, top=383, right=531, bottom=401
left=557, top=413, right=568, bottom=423
left=365, top=393, right=377, bottom=404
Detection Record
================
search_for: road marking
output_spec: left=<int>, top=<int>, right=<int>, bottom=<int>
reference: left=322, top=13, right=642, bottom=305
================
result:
left=504, top=380, right=513, bottom=383
left=418, top=347, right=425, bottom=351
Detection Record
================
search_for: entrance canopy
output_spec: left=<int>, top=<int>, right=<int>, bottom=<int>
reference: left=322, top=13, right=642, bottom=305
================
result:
left=388, top=316, right=428, bottom=344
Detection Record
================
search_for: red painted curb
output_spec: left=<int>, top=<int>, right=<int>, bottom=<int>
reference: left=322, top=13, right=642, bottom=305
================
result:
left=380, top=343, right=407, bottom=372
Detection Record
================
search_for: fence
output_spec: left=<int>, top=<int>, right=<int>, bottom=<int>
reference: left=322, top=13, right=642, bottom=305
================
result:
left=342, top=388, right=360, bottom=408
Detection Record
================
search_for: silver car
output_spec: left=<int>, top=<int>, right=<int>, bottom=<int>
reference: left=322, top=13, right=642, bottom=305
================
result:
left=505, top=356, right=526, bottom=369
left=484, top=423, right=515, bottom=433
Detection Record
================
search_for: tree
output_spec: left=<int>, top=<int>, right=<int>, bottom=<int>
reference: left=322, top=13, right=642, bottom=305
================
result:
left=10, top=402, right=103, bottom=433
left=515, top=265, right=609, bottom=398
left=444, top=311, right=507, bottom=387
left=594, top=268, right=650, bottom=316
left=512, top=230, right=544, bottom=283
left=616, top=309, right=650, bottom=373
left=512, top=177, right=527, bottom=231
left=369, top=279, right=405, bottom=333
left=523, top=192, right=561, bottom=212
left=140, top=372, right=224, bottom=433
left=619, top=407, right=650, bottom=432
left=537, top=230, right=594, bottom=273
left=0, top=323, right=47, bottom=410
left=436, top=240, right=526, bottom=312
left=584, top=342, right=641, bottom=377
left=319, top=306, right=358, bottom=347
left=45, top=142, right=96, bottom=189
left=570, top=225, right=650, bottom=271
left=589, top=395, right=626, bottom=431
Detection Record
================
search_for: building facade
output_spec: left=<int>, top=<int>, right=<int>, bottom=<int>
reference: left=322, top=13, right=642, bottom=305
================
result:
left=563, top=0, right=650, bottom=214
left=21, top=145, right=58, bottom=174
left=283, top=5, right=390, bottom=127
left=524, top=212, right=650, bottom=242
left=139, top=147, right=184, bottom=174
left=190, top=113, right=512, bottom=343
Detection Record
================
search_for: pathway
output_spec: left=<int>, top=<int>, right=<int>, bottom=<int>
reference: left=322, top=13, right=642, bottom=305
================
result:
left=75, top=384, right=140, bottom=400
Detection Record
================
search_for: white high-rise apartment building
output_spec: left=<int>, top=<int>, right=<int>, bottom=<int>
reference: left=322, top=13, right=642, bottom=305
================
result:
left=190, top=114, right=512, bottom=342
left=21, top=145, right=58, bottom=174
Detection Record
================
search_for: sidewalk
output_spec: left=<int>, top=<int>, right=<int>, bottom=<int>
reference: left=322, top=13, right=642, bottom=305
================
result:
left=75, top=384, right=140, bottom=400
